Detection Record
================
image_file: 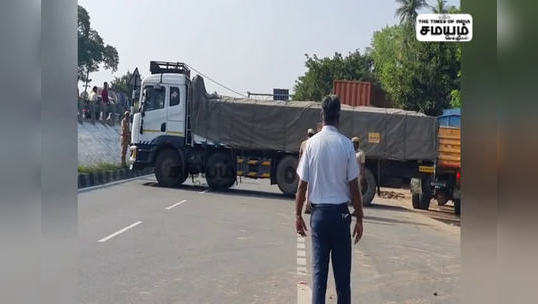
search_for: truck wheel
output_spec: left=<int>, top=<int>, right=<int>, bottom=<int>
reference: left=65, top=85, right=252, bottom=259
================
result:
left=454, top=199, right=461, bottom=215
left=411, top=176, right=432, bottom=210
left=155, top=149, right=186, bottom=187
left=276, top=155, right=298, bottom=196
left=361, top=168, right=376, bottom=206
left=206, top=152, right=235, bottom=190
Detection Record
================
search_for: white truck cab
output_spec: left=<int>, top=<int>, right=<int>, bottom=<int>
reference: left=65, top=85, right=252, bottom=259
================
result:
left=128, top=61, right=301, bottom=196
left=132, top=73, right=188, bottom=144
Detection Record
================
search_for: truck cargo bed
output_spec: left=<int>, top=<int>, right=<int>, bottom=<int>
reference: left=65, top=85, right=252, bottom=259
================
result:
left=190, top=76, right=438, bottom=162
left=437, top=127, right=461, bottom=169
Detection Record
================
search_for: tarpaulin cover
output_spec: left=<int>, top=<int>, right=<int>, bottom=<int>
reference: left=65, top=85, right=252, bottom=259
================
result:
left=190, top=76, right=437, bottom=161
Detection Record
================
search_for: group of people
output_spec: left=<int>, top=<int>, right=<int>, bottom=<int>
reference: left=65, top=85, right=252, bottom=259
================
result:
left=80, top=82, right=129, bottom=123
left=295, top=95, right=366, bottom=304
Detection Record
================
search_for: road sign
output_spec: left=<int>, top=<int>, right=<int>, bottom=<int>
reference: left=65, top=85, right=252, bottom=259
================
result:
left=129, top=68, right=141, bottom=88
left=273, top=89, right=289, bottom=101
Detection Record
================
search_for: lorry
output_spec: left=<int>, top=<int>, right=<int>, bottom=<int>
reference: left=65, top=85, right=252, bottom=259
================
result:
left=129, top=61, right=438, bottom=206
left=410, top=109, right=462, bottom=214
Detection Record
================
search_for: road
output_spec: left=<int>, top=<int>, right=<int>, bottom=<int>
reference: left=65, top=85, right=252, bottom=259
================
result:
left=78, top=175, right=460, bottom=304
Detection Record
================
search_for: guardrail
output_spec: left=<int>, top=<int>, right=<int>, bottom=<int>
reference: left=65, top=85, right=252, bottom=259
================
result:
left=78, top=167, right=154, bottom=189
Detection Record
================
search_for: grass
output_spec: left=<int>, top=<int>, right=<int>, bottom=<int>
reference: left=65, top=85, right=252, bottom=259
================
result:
left=78, top=162, right=126, bottom=174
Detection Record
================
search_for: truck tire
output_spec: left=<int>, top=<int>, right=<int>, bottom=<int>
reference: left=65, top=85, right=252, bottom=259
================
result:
left=411, top=176, right=432, bottom=210
left=155, top=149, right=186, bottom=187
left=206, top=152, right=235, bottom=191
left=276, top=155, right=298, bottom=196
left=361, top=168, right=376, bottom=206
left=454, top=199, right=461, bottom=215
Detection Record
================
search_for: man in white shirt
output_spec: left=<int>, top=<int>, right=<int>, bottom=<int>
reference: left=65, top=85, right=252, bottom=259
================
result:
left=295, top=95, right=364, bottom=304
left=88, top=86, right=99, bottom=123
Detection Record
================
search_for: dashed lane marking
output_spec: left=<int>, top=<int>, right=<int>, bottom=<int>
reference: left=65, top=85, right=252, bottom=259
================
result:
left=164, top=200, right=187, bottom=210
left=97, top=221, right=142, bottom=243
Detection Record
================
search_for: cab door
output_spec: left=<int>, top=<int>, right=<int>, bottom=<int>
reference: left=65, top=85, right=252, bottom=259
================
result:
left=139, top=85, right=167, bottom=142
left=166, top=85, right=186, bottom=138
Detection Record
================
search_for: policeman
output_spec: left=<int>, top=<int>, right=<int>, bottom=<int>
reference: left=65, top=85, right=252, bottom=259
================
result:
left=351, top=137, right=366, bottom=188
left=121, top=111, right=131, bottom=166
left=299, top=128, right=316, bottom=214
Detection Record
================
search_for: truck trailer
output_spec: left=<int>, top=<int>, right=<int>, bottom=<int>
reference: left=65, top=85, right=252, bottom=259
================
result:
left=129, top=61, right=438, bottom=205
left=410, top=109, right=462, bottom=214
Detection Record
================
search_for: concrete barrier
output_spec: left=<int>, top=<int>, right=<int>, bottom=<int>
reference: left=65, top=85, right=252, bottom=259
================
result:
left=77, top=167, right=153, bottom=189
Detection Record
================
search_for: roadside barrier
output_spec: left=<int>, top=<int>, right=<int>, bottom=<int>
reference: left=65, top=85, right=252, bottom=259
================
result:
left=77, top=167, right=154, bottom=189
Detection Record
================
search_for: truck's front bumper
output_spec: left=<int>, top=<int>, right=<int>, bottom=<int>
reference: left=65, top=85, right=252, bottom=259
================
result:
left=129, top=145, right=154, bottom=170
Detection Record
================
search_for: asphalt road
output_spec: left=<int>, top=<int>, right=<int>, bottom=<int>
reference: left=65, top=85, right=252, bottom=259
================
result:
left=78, top=175, right=460, bottom=304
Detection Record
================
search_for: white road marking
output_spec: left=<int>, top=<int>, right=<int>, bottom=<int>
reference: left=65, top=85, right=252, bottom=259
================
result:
left=297, top=282, right=312, bottom=304
left=297, top=236, right=312, bottom=303
left=97, top=221, right=142, bottom=243
left=165, top=200, right=187, bottom=210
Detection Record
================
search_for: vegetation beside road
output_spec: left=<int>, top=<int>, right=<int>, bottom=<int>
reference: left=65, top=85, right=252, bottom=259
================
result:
left=293, top=0, right=462, bottom=116
left=78, top=162, right=125, bottom=174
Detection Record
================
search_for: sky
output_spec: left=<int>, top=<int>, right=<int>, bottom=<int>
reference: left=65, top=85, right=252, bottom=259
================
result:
left=78, top=0, right=460, bottom=97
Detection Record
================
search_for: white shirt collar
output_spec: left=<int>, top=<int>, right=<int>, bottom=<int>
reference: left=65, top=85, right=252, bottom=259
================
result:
left=321, top=125, right=338, bottom=133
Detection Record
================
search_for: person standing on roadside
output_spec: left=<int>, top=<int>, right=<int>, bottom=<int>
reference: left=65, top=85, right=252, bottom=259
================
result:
left=299, top=128, right=316, bottom=214
left=101, top=82, right=109, bottom=121
left=295, top=95, right=364, bottom=304
left=351, top=137, right=366, bottom=186
left=120, top=111, right=131, bottom=166
left=89, top=86, right=99, bottom=122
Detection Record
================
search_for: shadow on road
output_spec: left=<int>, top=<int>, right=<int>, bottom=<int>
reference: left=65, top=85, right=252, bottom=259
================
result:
left=366, top=203, right=410, bottom=213
left=364, top=215, right=431, bottom=227
left=141, top=181, right=293, bottom=201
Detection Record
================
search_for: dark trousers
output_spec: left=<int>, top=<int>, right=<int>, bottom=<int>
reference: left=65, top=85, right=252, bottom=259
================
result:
left=310, top=203, right=352, bottom=304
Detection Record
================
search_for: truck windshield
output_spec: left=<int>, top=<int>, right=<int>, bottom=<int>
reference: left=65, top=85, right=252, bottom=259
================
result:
left=142, top=86, right=165, bottom=111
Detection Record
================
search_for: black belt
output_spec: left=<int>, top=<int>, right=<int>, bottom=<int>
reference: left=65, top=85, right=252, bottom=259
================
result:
left=311, top=203, right=349, bottom=211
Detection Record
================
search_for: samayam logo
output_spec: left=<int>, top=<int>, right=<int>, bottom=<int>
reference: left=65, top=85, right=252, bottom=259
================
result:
left=416, top=14, right=473, bottom=42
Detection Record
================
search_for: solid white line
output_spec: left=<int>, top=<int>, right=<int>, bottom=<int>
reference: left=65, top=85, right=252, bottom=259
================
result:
left=97, top=221, right=142, bottom=243
left=165, top=200, right=187, bottom=210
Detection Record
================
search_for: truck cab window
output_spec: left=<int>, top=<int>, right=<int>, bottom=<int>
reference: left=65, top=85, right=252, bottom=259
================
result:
left=170, top=87, right=180, bottom=106
left=142, top=86, right=165, bottom=111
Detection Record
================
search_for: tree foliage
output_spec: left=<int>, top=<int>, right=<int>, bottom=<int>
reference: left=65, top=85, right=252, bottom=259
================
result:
left=110, top=71, right=135, bottom=97
left=78, top=5, right=119, bottom=82
left=371, top=25, right=462, bottom=115
left=292, top=51, right=375, bottom=101
left=395, top=0, right=428, bottom=24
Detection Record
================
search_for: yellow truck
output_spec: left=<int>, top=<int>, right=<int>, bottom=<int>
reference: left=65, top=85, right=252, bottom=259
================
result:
left=411, top=110, right=461, bottom=214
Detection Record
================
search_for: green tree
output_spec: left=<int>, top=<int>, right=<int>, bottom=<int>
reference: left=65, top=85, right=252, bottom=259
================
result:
left=371, top=25, right=461, bottom=115
left=430, top=0, right=447, bottom=13
left=450, top=89, right=462, bottom=108
left=293, top=51, right=376, bottom=101
left=110, top=71, right=135, bottom=97
left=395, top=0, right=428, bottom=24
left=78, top=5, right=119, bottom=83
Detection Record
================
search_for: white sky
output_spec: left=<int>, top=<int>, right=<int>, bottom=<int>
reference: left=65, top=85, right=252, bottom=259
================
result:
left=78, top=0, right=460, bottom=97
